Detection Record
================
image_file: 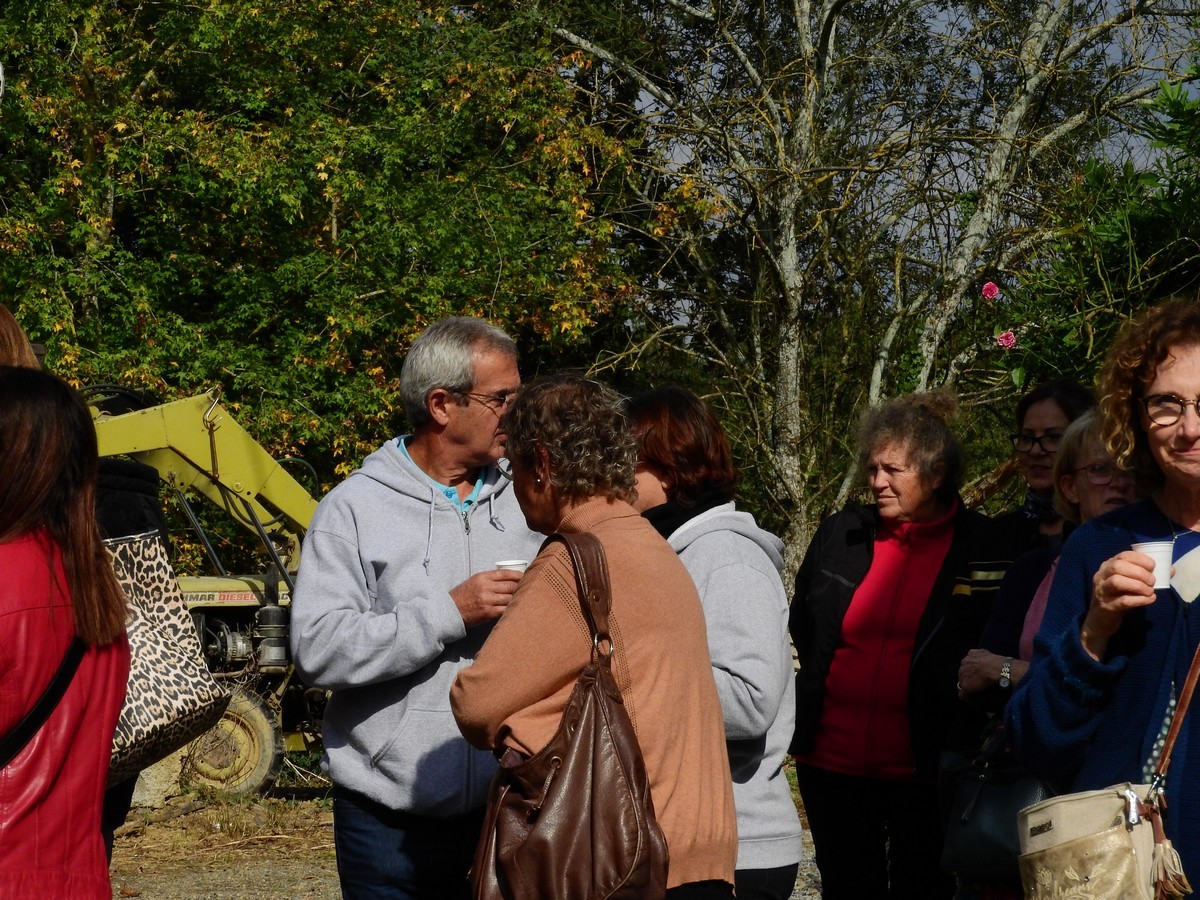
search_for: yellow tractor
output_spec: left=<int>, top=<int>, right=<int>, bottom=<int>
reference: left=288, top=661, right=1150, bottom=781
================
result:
left=91, top=388, right=322, bottom=794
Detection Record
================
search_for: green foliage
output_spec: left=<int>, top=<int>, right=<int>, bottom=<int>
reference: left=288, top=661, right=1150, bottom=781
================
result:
left=4, top=1, right=1197, bottom=561
left=0, top=0, right=633, bottom=486
left=978, top=76, right=1200, bottom=398
left=941, top=67, right=1200, bottom=512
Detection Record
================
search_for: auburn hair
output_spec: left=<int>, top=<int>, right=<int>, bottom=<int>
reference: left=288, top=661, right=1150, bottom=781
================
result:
left=625, top=386, right=738, bottom=506
left=0, top=303, right=39, bottom=369
left=0, top=367, right=127, bottom=645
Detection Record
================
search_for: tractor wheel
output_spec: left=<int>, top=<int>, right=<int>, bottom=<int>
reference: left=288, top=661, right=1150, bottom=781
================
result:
left=184, top=688, right=284, bottom=794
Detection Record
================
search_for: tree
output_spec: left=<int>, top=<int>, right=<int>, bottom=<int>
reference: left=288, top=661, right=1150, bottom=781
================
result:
left=994, top=67, right=1200, bottom=394
left=0, top=0, right=632, bottom=483
left=516, top=0, right=1198, bottom=566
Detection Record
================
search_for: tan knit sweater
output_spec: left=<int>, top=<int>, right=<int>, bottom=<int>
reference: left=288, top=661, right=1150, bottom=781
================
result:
left=451, top=496, right=737, bottom=889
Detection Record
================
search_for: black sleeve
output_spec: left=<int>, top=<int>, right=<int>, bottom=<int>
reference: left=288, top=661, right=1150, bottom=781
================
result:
left=95, top=458, right=168, bottom=542
left=978, top=548, right=1057, bottom=657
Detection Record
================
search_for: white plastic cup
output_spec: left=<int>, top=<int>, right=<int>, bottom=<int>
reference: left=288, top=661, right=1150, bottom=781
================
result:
left=1132, top=541, right=1173, bottom=589
left=495, top=559, right=529, bottom=573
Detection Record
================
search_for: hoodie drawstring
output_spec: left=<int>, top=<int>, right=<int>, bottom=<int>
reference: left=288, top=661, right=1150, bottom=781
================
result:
left=422, top=485, right=435, bottom=572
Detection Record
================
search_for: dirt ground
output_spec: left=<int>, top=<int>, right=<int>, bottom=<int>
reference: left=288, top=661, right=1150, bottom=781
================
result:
left=109, top=790, right=340, bottom=900
left=110, top=788, right=821, bottom=900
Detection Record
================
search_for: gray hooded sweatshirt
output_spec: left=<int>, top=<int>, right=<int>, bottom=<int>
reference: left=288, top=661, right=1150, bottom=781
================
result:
left=668, top=502, right=804, bottom=871
left=290, top=439, right=543, bottom=817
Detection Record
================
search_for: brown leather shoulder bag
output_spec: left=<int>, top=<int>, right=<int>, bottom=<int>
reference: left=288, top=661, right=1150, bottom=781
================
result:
left=471, top=531, right=669, bottom=900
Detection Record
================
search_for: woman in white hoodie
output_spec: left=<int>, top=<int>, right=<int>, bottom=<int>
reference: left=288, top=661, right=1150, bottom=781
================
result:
left=627, top=386, right=804, bottom=900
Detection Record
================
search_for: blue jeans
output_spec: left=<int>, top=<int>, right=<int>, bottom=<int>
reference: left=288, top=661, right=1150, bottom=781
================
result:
left=333, top=787, right=484, bottom=900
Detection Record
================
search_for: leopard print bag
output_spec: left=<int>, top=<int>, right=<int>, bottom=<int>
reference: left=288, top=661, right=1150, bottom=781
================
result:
left=105, top=532, right=231, bottom=786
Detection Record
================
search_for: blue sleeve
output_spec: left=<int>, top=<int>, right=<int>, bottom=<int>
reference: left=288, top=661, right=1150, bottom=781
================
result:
left=1005, top=528, right=1127, bottom=784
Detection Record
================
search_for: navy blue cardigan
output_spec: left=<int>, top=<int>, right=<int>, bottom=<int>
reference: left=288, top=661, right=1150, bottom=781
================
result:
left=1006, top=498, right=1200, bottom=873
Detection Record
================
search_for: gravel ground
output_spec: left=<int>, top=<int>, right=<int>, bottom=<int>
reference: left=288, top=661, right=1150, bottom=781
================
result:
left=791, top=823, right=822, bottom=899
left=110, top=792, right=822, bottom=899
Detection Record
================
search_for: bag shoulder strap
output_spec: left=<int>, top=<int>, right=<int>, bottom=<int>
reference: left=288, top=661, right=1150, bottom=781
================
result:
left=1155, top=638, right=1200, bottom=780
left=545, top=532, right=612, bottom=655
left=0, top=637, right=86, bottom=770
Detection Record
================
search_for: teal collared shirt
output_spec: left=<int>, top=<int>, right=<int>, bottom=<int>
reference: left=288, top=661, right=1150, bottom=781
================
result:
left=397, top=435, right=483, bottom=512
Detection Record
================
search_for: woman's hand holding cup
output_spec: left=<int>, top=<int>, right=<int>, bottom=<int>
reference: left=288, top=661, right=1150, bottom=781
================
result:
left=1081, top=549, right=1160, bottom=661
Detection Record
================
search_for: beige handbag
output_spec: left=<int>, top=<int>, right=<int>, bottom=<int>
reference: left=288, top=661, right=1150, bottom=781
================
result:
left=1017, top=642, right=1200, bottom=900
left=1018, top=783, right=1161, bottom=898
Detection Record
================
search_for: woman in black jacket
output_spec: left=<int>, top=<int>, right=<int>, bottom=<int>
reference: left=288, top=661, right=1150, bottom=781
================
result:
left=789, top=390, right=1015, bottom=900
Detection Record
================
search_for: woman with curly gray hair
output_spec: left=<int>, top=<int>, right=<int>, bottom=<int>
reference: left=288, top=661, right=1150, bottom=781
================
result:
left=789, top=389, right=1005, bottom=900
left=451, top=374, right=738, bottom=898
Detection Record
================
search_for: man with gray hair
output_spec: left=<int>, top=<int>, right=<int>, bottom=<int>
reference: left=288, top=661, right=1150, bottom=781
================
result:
left=291, top=317, right=542, bottom=899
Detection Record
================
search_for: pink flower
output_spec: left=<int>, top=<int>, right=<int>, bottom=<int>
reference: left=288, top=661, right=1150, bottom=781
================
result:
left=995, top=330, right=1017, bottom=350
left=981, top=281, right=1000, bottom=301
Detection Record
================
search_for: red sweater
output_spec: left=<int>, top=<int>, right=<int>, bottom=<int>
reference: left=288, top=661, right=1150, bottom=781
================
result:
left=0, top=530, right=130, bottom=900
left=799, top=505, right=955, bottom=780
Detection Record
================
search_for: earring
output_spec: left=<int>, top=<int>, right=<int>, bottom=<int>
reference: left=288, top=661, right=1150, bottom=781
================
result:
left=534, top=476, right=543, bottom=487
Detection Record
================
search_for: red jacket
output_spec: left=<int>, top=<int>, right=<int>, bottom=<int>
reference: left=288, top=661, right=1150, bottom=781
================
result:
left=0, top=530, right=129, bottom=900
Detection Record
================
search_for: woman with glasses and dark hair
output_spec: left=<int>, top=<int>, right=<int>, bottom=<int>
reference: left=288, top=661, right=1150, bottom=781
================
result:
left=992, top=377, right=1096, bottom=554
left=1007, top=297, right=1200, bottom=878
left=452, top=374, right=737, bottom=898
left=958, top=409, right=1140, bottom=702
left=0, top=367, right=131, bottom=898
left=950, top=410, right=1141, bottom=897
left=625, top=386, right=803, bottom=900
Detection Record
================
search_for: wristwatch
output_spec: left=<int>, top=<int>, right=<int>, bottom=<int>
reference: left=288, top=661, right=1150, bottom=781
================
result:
left=999, top=656, right=1013, bottom=689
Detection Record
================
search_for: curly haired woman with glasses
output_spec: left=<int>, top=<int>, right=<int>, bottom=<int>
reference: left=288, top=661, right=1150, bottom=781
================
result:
left=1008, top=296, right=1200, bottom=879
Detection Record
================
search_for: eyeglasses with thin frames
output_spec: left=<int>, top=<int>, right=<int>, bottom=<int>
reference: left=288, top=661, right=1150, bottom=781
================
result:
left=1142, top=394, right=1200, bottom=427
left=497, top=458, right=513, bottom=481
left=455, top=389, right=519, bottom=413
left=1010, top=432, right=1063, bottom=453
left=1072, top=463, right=1132, bottom=486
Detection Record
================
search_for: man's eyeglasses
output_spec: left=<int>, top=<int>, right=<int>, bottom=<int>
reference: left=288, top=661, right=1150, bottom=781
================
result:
left=1143, top=394, right=1200, bottom=426
left=1073, top=463, right=1132, bottom=486
left=497, top=458, right=513, bottom=481
left=1010, top=432, right=1063, bottom=453
left=456, top=389, right=518, bottom=412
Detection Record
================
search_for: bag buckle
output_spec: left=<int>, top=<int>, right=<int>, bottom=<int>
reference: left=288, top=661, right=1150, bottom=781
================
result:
left=1124, top=787, right=1142, bottom=827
